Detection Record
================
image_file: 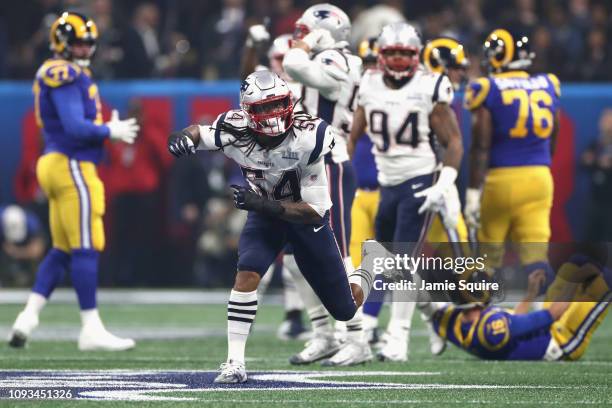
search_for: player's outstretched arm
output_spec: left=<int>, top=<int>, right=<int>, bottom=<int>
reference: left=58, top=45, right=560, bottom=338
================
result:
left=347, top=105, right=367, bottom=159
left=168, top=125, right=199, bottom=157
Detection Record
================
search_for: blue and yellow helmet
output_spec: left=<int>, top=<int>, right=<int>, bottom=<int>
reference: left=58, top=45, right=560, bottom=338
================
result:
left=422, top=37, right=469, bottom=74
left=483, top=28, right=534, bottom=73
left=49, top=12, right=98, bottom=66
left=357, top=37, right=379, bottom=67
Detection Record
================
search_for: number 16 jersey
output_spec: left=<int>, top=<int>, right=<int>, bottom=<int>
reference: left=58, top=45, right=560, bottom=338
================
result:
left=357, top=68, right=454, bottom=187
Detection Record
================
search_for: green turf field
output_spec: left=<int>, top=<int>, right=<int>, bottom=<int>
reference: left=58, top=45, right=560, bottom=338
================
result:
left=1, top=300, right=611, bottom=407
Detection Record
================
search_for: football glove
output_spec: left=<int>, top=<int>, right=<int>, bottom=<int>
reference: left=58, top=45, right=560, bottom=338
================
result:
left=464, top=187, right=482, bottom=229
left=168, top=130, right=196, bottom=158
left=302, top=29, right=336, bottom=52
left=231, top=184, right=284, bottom=217
left=438, top=184, right=461, bottom=231
left=415, top=167, right=458, bottom=215
left=246, top=24, right=270, bottom=48
left=106, top=110, right=139, bottom=144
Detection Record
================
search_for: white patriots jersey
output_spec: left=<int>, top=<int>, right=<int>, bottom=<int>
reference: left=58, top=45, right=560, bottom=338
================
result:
left=197, top=109, right=334, bottom=216
left=298, top=49, right=362, bottom=163
left=357, top=68, right=454, bottom=186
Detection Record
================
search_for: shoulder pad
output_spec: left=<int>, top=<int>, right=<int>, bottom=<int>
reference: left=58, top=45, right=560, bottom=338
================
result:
left=432, top=73, right=454, bottom=104
left=477, top=310, right=510, bottom=351
left=221, top=109, right=248, bottom=127
left=464, top=77, right=491, bottom=110
left=547, top=73, right=561, bottom=98
left=313, top=49, right=350, bottom=80
left=37, top=60, right=81, bottom=88
left=295, top=116, right=332, bottom=165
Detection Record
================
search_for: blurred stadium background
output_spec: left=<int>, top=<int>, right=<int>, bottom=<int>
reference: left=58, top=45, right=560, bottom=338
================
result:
left=0, top=0, right=611, bottom=288
left=0, top=1, right=611, bottom=405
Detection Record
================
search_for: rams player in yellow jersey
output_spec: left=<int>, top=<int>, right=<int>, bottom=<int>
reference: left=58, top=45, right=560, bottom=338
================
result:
left=8, top=12, right=139, bottom=351
left=464, top=29, right=560, bottom=281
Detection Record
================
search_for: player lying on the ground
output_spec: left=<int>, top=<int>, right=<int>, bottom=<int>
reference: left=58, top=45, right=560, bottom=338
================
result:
left=424, top=260, right=611, bottom=360
left=167, top=70, right=376, bottom=384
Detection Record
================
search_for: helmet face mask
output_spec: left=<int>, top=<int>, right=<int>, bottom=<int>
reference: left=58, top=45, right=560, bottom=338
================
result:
left=377, top=22, right=423, bottom=82
left=50, top=12, right=98, bottom=67
left=379, top=46, right=420, bottom=80
left=240, top=71, right=294, bottom=137
left=293, top=23, right=310, bottom=41
left=243, top=94, right=294, bottom=137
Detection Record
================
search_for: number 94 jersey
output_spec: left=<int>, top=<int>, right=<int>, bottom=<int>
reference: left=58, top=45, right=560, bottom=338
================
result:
left=464, top=71, right=561, bottom=168
left=358, top=68, right=454, bottom=187
left=196, top=110, right=334, bottom=216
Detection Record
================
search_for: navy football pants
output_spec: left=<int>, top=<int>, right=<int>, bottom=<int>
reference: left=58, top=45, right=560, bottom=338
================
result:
left=237, top=212, right=357, bottom=321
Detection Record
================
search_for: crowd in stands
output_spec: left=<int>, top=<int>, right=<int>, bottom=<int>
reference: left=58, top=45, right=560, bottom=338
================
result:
left=1, top=0, right=611, bottom=81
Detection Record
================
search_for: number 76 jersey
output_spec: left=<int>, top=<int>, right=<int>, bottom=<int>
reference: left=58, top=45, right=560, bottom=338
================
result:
left=464, top=71, right=561, bottom=168
left=358, top=68, right=454, bottom=187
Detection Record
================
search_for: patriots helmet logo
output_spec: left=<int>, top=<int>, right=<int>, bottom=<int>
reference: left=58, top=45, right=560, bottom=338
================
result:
left=313, top=9, right=340, bottom=20
left=240, top=80, right=249, bottom=92
left=313, top=10, right=330, bottom=19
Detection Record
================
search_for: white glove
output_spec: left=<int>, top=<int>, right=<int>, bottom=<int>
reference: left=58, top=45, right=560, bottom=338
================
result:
left=106, top=110, right=140, bottom=144
left=439, top=184, right=461, bottom=231
left=246, top=24, right=270, bottom=47
left=415, top=166, right=458, bottom=214
left=464, top=187, right=482, bottom=229
left=302, top=29, right=335, bottom=52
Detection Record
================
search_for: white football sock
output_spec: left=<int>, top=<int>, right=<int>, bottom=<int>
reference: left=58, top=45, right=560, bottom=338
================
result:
left=227, top=289, right=258, bottom=364
left=345, top=306, right=364, bottom=343
left=283, top=254, right=332, bottom=335
left=23, top=292, right=47, bottom=316
left=80, top=308, right=105, bottom=330
left=281, top=264, right=304, bottom=312
left=257, top=264, right=275, bottom=296
left=307, top=304, right=333, bottom=335
left=350, top=240, right=393, bottom=302
left=387, top=293, right=416, bottom=339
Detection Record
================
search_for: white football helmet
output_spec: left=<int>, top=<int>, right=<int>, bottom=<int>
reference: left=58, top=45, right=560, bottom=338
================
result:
left=240, top=70, right=294, bottom=137
left=294, top=3, right=351, bottom=45
left=377, top=22, right=422, bottom=80
left=1, top=205, right=27, bottom=244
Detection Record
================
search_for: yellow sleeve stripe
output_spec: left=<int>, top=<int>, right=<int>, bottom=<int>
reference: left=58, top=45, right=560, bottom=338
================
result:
left=437, top=305, right=455, bottom=340
left=547, top=73, right=561, bottom=98
left=464, top=78, right=491, bottom=111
